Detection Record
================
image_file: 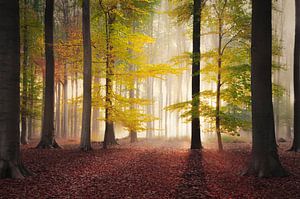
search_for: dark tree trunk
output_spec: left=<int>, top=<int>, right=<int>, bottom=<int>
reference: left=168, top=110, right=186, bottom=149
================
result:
left=80, top=0, right=92, bottom=151
left=290, top=0, right=300, bottom=152
left=243, top=0, right=287, bottom=177
left=0, top=0, right=31, bottom=178
left=21, top=0, right=29, bottom=145
left=103, top=13, right=117, bottom=149
left=216, top=18, right=223, bottom=151
left=37, top=0, right=60, bottom=149
left=191, top=0, right=202, bottom=149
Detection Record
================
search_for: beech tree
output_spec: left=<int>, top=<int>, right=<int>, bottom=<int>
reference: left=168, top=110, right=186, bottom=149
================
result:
left=244, top=0, right=287, bottom=177
left=80, top=0, right=93, bottom=151
left=0, top=0, right=30, bottom=179
left=191, top=0, right=202, bottom=149
left=37, top=0, right=60, bottom=148
left=290, top=0, right=300, bottom=152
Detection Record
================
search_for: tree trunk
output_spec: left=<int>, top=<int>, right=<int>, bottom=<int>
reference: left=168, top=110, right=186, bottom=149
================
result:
left=92, top=77, right=100, bottom=137
left=21, top=0, right=29, bottom=145
left=37, top=0, right=60, bottom=149
left=243, top=0, right=287, bottom=177
left=0, top=0, right=31, bottom=178
left=103, top=13, right=117, bottom=148
left=28, top=63, right=35, bottom=140
left=290, top=0, right=300, bottom=152
left=62, top=64, right=68, bottom=139
left=74, top=72, right=78, bottom=138
left=191, top=0, right=202, bottom=149
left=55, top=82, right=61, bottom=138
left=80, top=0, right=92, bottom=151
left=70, top=77, right=74, bottom=138
left=216, top=18, right=223, bottom=151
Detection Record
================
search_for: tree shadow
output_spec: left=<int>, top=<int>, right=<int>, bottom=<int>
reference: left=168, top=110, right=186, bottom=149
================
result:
left=175, top=150, right=212, bottom=199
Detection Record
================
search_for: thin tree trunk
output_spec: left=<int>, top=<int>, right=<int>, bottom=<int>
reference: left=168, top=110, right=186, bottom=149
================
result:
left=63, top=64, right=68, bottom=139
left=70, top=76, right=74, bottom=138
left=37, top=0, right=60, bottom=149
left=191, top=0, right=202, bottom=149
left=74, top=72, right=78, bottom=138
left=216, top=18, right=223, bottom=151
left=55, top=82, right=61, bottom=138
left=243, top=0, right=287, bottom=177
left=80, top=0, right=92, bottom=151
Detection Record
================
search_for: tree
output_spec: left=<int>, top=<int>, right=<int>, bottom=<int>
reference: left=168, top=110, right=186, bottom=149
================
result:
left=37, top=0, right=60, bottom=149
left=191, top=0, right=202, bottom=149
left=21, top=0, right=29, bottom=145
left=290, top=0, right=300, bottom=152
left=243, top=0, right=287, bottom=177
left=80, top=0, right=93, bottom=151
left=0, top=0, right=31, bottom=179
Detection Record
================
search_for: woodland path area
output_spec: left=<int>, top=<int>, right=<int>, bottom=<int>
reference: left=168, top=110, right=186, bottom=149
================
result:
left=1, top=139, right=300, bottom=199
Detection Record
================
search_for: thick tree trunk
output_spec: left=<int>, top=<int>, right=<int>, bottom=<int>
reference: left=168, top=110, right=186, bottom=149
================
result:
left=0, top=0, right=31, bottom=178
left=290, top=0, right=300, bottom=152
left=80, top=0, right=92, bottom=151
left=37, top=0, right=60, bottom=149
left=243, top=0, right=287, bottom=177
left=191, top=0, right=202, bottom=149
left=103, top=13, right=117, bottom=148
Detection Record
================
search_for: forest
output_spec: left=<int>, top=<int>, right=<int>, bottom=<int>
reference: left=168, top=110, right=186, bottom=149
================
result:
left=0, top=0, right=300, bottom=198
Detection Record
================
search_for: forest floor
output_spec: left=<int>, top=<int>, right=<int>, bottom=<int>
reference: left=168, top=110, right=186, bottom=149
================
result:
left=1, top=138, right=300, bottom=199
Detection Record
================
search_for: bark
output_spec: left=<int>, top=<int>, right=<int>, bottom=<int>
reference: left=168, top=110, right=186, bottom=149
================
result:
left=0, top=0, right=31, bottom=178
left=74, top=72, right=78, bottom=138
left=21, top=0, right=29, bottom=145
left=70, top=77, right=74, bottom=138
left=216, top=18, right=223, bottom=151
left=129, top=76, right=137, bottom=143
left=290, top=0, right=300, bottom=152
left=243, top=0, right=287, bottom=177
left=62, top=64, right=68, bottom=139
left=92, top=77, right=100, bottom=136
left=80, top=0, right=92, bottom=151
left=103, top=12, right=118, bottom=148
left=28, top=65, right=35, bottom=140
left=191, top=0, right=202, bottom=149
left=55, top=82, right=61, bottom=138
left=37, top=0, right=60, bottom=149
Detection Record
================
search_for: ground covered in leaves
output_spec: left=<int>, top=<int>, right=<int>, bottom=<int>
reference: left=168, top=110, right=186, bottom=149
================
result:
left=1, top=139, right=300, bottom=199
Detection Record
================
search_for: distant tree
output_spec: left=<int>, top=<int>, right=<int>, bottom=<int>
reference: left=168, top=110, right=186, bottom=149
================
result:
left=21, top=0, right=29, bottom=145
left=37, top=0, right=60, bottom=149
left=0, top=0, right=31, bottom=178
left=80, top=0, right=93, bottom=151
left=191, top=0, right=202, bottom=149
left=290, top=0, right=300, bottom=152
left=243, top=0, right=287, bottom=177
